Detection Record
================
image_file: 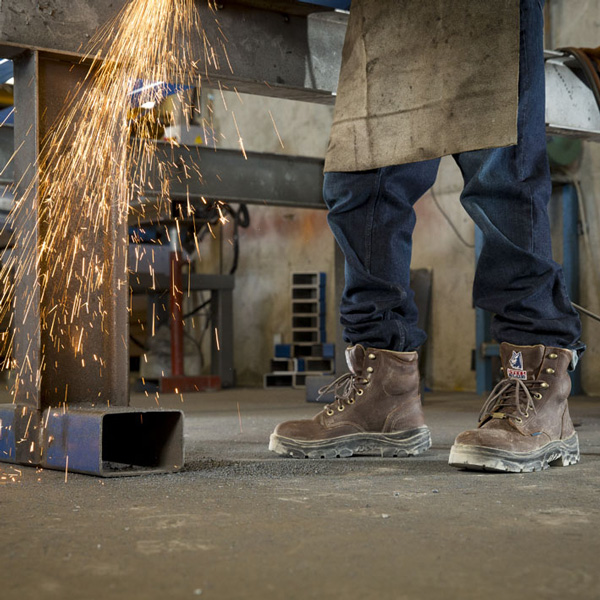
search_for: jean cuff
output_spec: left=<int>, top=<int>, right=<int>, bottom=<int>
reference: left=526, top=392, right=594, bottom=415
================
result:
left=567, top=341, right=586, bottom=371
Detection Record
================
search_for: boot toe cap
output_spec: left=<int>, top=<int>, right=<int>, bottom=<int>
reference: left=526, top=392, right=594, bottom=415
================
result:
left=453, top=427, right=525, bottom=452
left=273, top=419, right=325, bottom=441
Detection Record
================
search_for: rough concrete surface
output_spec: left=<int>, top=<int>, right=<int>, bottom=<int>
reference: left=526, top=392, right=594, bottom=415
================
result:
left=1, top=389, right=599, bottom=600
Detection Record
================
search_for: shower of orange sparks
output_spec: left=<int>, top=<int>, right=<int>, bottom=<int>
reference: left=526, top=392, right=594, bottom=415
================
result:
left=0, top=0, right=234, bottom=404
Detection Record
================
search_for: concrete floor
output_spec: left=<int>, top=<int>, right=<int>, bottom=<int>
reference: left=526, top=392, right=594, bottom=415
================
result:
left=1, top=389, right=600, bottom=600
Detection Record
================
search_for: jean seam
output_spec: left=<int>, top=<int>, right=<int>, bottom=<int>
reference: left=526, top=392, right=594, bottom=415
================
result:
left=364, top=169, right=383, bottom=272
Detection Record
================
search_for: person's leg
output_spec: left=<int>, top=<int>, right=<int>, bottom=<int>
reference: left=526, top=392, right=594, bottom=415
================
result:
left=325, top=161, right=440, bottom=352
left=455, top=1, right=581, bottom=352
left=449, top=0, right=583, bottom=472
left=269, top=162, right=439, bottom=459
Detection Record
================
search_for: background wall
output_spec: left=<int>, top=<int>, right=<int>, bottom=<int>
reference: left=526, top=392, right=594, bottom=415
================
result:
left=194, top=0, right=600, bottom=393
left=194, top=91, right=337, bottom=387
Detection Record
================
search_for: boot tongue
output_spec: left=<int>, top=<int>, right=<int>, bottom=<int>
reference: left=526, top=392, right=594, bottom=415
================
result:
left=345, top=345, right=366, bottom=376
left=500, top=343, right=546, bottom=381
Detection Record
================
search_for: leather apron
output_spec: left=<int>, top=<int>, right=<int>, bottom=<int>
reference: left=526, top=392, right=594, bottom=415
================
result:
left=324, top=0, right=520, bottom=172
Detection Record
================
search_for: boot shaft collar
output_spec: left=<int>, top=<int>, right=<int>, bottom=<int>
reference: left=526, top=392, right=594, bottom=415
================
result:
left=500, top=343, right=571, bottom=381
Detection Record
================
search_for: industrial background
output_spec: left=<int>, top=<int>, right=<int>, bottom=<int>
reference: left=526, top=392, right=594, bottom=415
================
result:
left=0, top=1, right=599, bottom=599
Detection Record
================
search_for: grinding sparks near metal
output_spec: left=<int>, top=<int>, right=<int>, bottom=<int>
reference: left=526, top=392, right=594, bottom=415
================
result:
left=230, top=111, right=247, bottom=159
left=0, top=466, right=22, bottom=484
left=268, top=110, right=285, bottom=149
left=0, top=0, right=232, bottom=405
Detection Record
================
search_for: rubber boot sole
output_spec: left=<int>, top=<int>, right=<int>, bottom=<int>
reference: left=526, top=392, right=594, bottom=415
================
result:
left=448, top=433, right=580, bottom=473
left=268, top=426, right=432, bottom=459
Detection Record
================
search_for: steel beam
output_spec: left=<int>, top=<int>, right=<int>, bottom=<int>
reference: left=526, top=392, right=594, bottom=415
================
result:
left=0, top=0, right=328, bottom=57
left=135, top=143, right=325, bottom=217
left=2, top=3, right=600, bottom=135
left=1, top=128, right=326, bottom=220
left=12, top=51, right=41, bottom=409
left=11, top=52, right=130, bottom=410
left=0, top=1, right=129, bottom=58
left=0, top=50, right=184, bottom=476
left=0, top=1, right=346, bottom=104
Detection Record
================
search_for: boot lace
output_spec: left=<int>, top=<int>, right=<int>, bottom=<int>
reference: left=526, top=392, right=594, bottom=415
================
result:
left=479, top=377, right=547, bottom=425
left=318, top=372, right=369, bottom=416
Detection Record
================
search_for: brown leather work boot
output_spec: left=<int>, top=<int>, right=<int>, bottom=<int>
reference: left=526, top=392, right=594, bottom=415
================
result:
left=449, top=342, right=580, bottom=472
left=268, top=345, right=431, bottom=458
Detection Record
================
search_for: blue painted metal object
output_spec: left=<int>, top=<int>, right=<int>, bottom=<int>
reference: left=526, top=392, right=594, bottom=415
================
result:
left=322, top=343, right=335, bottom=359
left=0, top=404, right=184, bottom=476
left=275, top=343, right=293, bottom=358
left=561, top=184, right=582, bottom=394
left=128, top=80, right=191, bottom=108
left=0, top=405, right=42, bottom=466
left=0, top=59, right=13, bottom=84
left=0, top=405, right=21, bottom=463
left=474, top=226, right=498, bottom=394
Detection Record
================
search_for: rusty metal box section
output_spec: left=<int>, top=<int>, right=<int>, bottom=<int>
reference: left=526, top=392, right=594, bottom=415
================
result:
left=0, top=404, right=184, bottom=477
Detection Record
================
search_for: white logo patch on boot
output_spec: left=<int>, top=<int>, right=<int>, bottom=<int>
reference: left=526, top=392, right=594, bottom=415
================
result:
left=507, top=350, right=527, bottom=380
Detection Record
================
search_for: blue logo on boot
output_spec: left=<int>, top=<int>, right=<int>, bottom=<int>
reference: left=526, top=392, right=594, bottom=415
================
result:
left=507, top=351, right=527, bottom=380
left=509, top=351, right=523, bottom=370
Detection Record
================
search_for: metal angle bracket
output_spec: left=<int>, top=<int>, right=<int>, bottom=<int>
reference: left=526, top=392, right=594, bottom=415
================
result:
left=0, top=404, right=184, bottom=477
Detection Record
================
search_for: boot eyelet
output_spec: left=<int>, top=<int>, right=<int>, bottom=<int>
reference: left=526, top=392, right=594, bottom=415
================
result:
left=357, top=389, right=364, bottom=396
left=366, top=366, right=374, bottom=373
left=545, top=368, right=555, bottom=374
left=523, top=412, right=529, bottom=419
left=368, top=353, right=376, bottom=360
left=515, top=417, right=523, bottom=424
left=533, top=393, right=542, bottom=400
left=326, top=409, right=334, bottom=416
left=541, top=382, right=550, bottom=389
left=337, top=405, right=345, bottom=412
left=347, top=398, right=355, bottom=404
left=548, top=353, right=558, bottom=359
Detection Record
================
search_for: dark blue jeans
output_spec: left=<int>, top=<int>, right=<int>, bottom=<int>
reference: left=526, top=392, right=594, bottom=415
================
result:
left=324, top=0, right=583, bottom=354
